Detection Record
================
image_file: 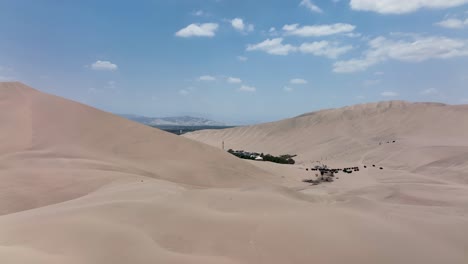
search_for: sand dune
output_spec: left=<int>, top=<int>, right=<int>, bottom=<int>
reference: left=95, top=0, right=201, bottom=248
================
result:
left=0, top=82, right=275, bottom=214
left=185, top=100, right=468, bottom=262
left=185, top=101, right=468, bottom=181
left=1, top=82, right=467, bottom=263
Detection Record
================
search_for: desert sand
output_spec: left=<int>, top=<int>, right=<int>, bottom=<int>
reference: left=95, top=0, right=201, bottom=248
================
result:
left=1, top=82, right=467, bottom=263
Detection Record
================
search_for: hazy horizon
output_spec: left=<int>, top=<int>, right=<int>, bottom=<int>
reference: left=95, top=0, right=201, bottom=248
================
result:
left=1, top=0, right=468, bottom=124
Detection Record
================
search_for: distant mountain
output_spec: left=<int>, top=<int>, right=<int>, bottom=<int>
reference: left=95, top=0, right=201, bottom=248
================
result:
left=120, top=114, right=226, bottom=127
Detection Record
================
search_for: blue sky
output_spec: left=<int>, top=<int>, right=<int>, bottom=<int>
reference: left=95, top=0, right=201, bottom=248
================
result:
left=1, top=0, right=468, bottom=124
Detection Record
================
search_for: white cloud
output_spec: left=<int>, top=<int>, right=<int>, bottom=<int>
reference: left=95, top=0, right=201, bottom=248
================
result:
left=299, top=41, right=353, bottom=58
left=387, top=36, right=468, bottom=61
left=227, top=77, right=242, bottom=83
left=350, top=0, right=468, bottom=14
left=231, top=18, right=244, bottom=31
left=333, top=58, right=377, bottom=73
left=290, top=78, right=308, bottom=84
left=198, top=75, right=216, bottom=81
left=284, top=86, right=294, bottom=92
left=175, top=23, right=219, bottom=38
left=91, top=60, right=118, bottom=71
left=374, top=71, right=385, bottom=75
left=268, top=27, right=279, bottom=36
left=282, top=23, right=356, bottom=37
left=192, top=10, right=206, bottom=16
left=345, top=32, right=362, bottom=38
left=299, top=0, right=323, bottom=13
left=381, top=91, right=399, bottom=97
left=239, top=85, right=256, bottom=92
left=179, top=87, right=195, bottom=96
left=247, top=39, right=352, bottom=58
left=247, top=38, right=297, bottom=55
left=231, top=18, right=254, bottom=33
left=237, top=56, right=248, bottom=61
left=334, top=35, right=468, bottom=73
left=421, top=88, right=439, bottom=95
left=435, top=18, right=468, bottom=29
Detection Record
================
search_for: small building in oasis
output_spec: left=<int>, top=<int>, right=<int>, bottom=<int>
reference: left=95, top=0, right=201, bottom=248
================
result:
left=255, top=156, right=264, bottom=161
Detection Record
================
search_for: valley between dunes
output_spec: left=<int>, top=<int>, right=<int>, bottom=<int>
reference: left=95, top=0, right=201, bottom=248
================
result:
left=1, top=82, right=467, bottom=263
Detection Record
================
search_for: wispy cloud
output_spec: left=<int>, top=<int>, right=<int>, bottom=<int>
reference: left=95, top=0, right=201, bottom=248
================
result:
left=334, top=35, right=468, bottom=73
left=290, top=78, right=308, bottom=84
left=227, top=77, right=242, bottom=83
left=350, top=0, right=468, bottom=14
left=239, top=85, right=256, bottom=92
left=231, top=18, right=254, bottom=33
left=91, top=60, right=118, bottom=71
left=284, top=86, right=294, bottom=92
left=299, top=41, right=353, bottom=58
left=299, top=0, right=323, bottom=13
left=175, top=23, right=219, bottom=38
left=247, top=38, right=352, bottom=58
left=192, top=10, right=208, bottom=17
left=179, top=87, right=195, bottom=96
left=282, top=23, right=355, bottom=37
left=198, top=75, right=216, bottom=81
left=247, top=38, right=297, bottom=55
left=265, top=27, right=281, bottom=37
left=435, top=18, right=468, bottom=29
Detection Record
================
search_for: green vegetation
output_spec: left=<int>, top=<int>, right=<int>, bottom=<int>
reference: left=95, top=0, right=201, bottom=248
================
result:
left=262, top=154, right=296, bottom=164
left=227, top=149, right=296, bottom=164
left=152, top=125, right=236, bottom=135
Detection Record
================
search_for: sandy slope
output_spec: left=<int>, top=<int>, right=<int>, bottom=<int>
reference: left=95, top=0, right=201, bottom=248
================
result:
left=1, top=82, right=467, bottom=263
left=185, top=100, right=468, bottom=262
left=185, top=101, right=468, bottom=162
left=185, top=101, right=468, bottom=183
